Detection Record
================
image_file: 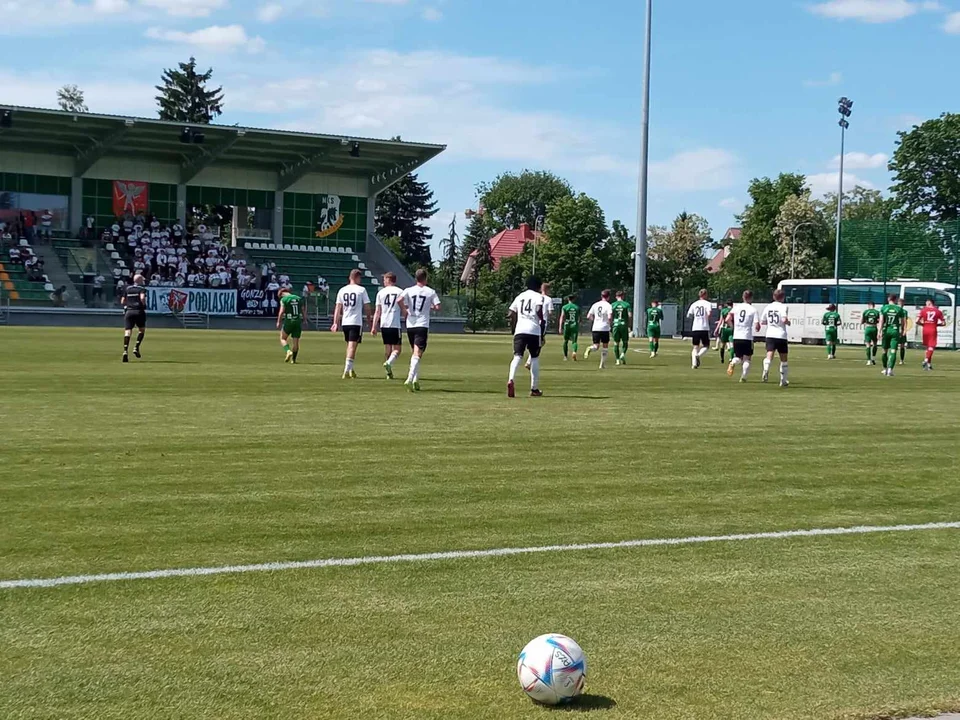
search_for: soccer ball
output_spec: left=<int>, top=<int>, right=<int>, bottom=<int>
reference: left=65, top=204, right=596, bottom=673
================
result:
left=516, top=633, right=587, bottom=705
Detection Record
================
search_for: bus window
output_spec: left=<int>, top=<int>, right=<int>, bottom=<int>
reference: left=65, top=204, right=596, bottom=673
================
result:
left=904, top=287, right=934, bottom=306
left=805, top=285, right=836, bottom=303
left=839, top=285, right=883, bottom=304
left=935, top=291, right=953, bottom=307
left=781, top=285, right=803, bottom=303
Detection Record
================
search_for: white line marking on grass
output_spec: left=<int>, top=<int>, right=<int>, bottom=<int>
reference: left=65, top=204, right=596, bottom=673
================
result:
left=3, top=521, right=959, bottom=591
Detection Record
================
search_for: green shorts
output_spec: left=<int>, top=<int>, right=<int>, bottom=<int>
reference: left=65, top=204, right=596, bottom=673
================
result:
left=882, top=330, right=900, bottom=351
left=563, top=325, right=579, bottom=342
left=612, top=325, right=630, bottom=343
left=719, top=328, right=733, bottom=343
left=825, top=328, right=839, bottom=343
left=282, top=319, right=302, bottom=339
left=647, top=324, right=661, bottom=339
left=864, top=326, right=878, bottom=344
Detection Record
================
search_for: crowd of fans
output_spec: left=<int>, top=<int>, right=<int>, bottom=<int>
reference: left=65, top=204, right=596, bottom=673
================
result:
left=0, top=210, right=56, bottom=244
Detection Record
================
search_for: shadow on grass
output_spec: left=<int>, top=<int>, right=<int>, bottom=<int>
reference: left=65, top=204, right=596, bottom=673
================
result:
left=142, top=360, right=201, bottom=365
left=434, top=388, right=505, bottom=395
left=541, top=694, right=617, bottom=712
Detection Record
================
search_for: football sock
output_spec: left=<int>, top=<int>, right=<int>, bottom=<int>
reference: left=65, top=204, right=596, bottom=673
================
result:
left=589, top=344, right=599, bottom=353
left=720, top=345, right=726, bottom=363
left=563, top=340, right=569, bottom=358
left=407, top=355, right=420, bottom=383
left=135, top=332, right=143, bottom=349
left=649, top=340, right=655, bottom=353
left=572, top=341, right=579, bottom=354
left=865, top=345, right=871, bottom=361
left=697, top=346, right=710, bottom=358
left=509, top=355, right=522, bottom=382
left=691, top=348, right=698, bottom=365
left=742, top=360, right=751, bottom=379
left=123, top=335, right=130, bottom=351
left=730, top=357, right=742, bottom=366
left=621, top=339, right=628, bottom=355
left=600, top=348, right=608, bottom=368
left=387, top=350, right=399, bottom=366
left=283, top=343, right=291, bottom=353
left=345, top=358, right=354, bottom=373
left=762, top=357, right=771, bottom=375
left=780, top=362, right=788, bottom=382
left=530, top=357, right=540, bottom=389
left=292, top=350, right=298, bottom=362
left=654, top=340, right=659, bottom=353
left=900, top=346, right=906, bottom=362
left=882, top=351, right=888, bottom=367
left=888, top=351, right=897, bottom=370
left=926, top=349, right=934, bottom=364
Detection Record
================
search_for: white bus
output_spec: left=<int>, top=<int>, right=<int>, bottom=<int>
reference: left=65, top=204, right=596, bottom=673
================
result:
left=771, top=278, right=959, bottom=348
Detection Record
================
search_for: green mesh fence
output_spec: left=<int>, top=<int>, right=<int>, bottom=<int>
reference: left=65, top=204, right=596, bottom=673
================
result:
left=840, top=219, right=960, bottom=285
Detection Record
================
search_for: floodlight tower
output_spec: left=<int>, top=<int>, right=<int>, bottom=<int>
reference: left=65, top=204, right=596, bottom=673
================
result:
left=834, top=97, right=853, bottom=282
left=632, top=0, right=652, bottom=337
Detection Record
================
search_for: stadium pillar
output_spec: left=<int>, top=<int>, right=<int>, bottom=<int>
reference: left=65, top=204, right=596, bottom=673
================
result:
left=273, top=191, right=284, bottom=245
left=176, top=184, right=187, bottom=228
left=632, top=0, right=652, bottom=338
left=69, top=177, right=82, bottom=237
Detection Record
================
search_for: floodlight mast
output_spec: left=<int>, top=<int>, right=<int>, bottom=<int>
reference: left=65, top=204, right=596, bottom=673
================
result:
left=632, top=0, right=652, bottom=338
left=834, top=97, right=853, bottom=283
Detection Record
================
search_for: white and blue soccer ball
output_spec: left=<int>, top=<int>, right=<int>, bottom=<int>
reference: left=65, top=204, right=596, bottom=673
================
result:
left=516, top=633, right=587, bottom=705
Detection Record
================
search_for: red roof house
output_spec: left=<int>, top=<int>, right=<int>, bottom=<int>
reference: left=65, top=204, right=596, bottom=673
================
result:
left=470, top=222, right=542, bottom=270
left=706, top=227, right=740, bottom=274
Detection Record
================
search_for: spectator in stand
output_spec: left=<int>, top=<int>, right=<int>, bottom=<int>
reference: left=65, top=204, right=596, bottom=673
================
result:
left=93, top=273, right=105, bottom=306
left=111, top=221, right=121, bottom=240
left=8, top=245, right=22, bottom=264
left=2, top=228, right=13, bottom=247
left=317, top=276, right=329, bottom=297
left=84, top=214, right=96, bottom=241
left=50, top=285, right=67, bottom=307
left=23, top=211, right=36, bottom=242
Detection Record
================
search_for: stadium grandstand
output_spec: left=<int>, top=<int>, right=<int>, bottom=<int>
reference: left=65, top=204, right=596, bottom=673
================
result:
left=0, top=105, right=446, bottom=325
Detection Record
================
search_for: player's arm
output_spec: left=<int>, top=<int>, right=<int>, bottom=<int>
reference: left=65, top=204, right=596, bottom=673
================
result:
left=371, top=304, right=382, bottom=335
left=557, top=309, right=565, bottom=334
left=363, top=302, right=372, bottom=331
left=276, top=303, right=284, bottom=329
left=939, top=310, right=947, bottom=327
left=331, top=300, right=342, bottom=332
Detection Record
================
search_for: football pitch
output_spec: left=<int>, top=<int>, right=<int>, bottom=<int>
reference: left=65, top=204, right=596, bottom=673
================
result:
left=2, top=327, right=959, bottom=720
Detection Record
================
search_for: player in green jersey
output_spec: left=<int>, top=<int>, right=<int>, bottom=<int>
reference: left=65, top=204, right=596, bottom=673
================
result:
left=646, top=300, right=664, bottom=357
left=861, top=301, right=881, bottom=365
left=558, top=295, right=581, bottom=361
left=714, top=300, right=734, bottom=363
left=880, top=293, right=907, bottom=376
left=822, top=304, right=841, bottom=359
left=276, top=288, right=304, bottom=363
left=610, top=291, right=633, bottom=365
left=897, top=297, right=909, bottom=365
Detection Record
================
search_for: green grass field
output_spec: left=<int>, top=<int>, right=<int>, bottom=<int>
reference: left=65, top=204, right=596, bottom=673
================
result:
left=2, top=327, right=959, bottom=720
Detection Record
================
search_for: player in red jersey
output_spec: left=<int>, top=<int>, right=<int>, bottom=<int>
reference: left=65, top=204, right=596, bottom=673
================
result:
left=917, top=298, right=946, bottom=371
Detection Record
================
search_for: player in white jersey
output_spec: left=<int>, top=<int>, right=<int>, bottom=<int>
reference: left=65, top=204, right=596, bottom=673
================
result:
left=372, top=272, right=404, bottom=379
left=584, top=289, right=613, bottom=369
left=508, top=277, right=545, bottom=397
left=758, top=288, right=791, bottom=387
left=396, top=268, right=441, bottom=392
left=686, top=288, right=714, bottom=369
left=526, top=282, right=552, bottom=370
left=725, top=290, right=760, bottom=382
left=331, top=269, right=372, bottom=379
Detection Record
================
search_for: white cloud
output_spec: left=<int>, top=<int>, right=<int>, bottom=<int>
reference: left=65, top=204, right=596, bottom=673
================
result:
left=649, top=149, right=740, bottom=192
left=422, top=7, right=442, bottom=21
left=145, top=25, right=265, bottom=53
left=139, top=0, right=227, bottom=17
left=808, top=0, right=927, bottom=22
left=830, top=152, right=889, bottom=169
left=718, top=197, right=742, bottom=210
left=257, top=2, right=284, bottom=22
left=943, top=11, right=960, bottom=32
left=803, top=71, right=842, bottom=87
left=0, top=71, right=157, bottom=115
left=805, top=172, right=875, bottom=197
left=0, top=0, right=133, bottom=33
left=95, top=0, right=131, bottom=11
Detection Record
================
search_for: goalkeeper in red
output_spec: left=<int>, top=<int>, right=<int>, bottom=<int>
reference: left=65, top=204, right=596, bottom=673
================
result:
left=610, top=290, right=632, bottom=365
left=917, top=298, right=946, bottom=370
left=880, top=294, right=907, bottom=377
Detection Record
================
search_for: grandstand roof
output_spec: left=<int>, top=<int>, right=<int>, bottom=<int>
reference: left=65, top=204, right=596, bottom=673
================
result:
left=0, top=106, right=445, bottom=191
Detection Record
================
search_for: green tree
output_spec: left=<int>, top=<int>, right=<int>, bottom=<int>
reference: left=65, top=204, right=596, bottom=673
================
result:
left=889, top=113, right=960, bottom=221
left=375, top=173, right=438, bottom=268
left=461, top=210, right=494, bottom=272
left=772, top=193, right=831, bottom=280
left=720, top=173, right=806, bottom=291
left=56, top=84, right=88, bottom=113
left=436, top=214, right=461, bottom=294
left=477, top=171, right=572, bottom=230
left=648, top=212, right=711, bottom=302
left=156, top=57, right=224, bottom=124
left=602, top=220, right=636, bottom=291
left=820, top=186, right=897, bottom=225
left=536, top=193, right=608, bottom=293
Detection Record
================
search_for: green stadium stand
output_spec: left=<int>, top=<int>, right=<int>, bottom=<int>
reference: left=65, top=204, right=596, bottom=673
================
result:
left=245, top=244, right=380, bottom=298
left=0, top=261, right=55, bottom=305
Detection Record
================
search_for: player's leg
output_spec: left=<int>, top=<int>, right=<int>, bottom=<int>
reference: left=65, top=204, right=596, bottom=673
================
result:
left=762, top=346, right=774, bottom=382
left=696, top=333, right=710, bottom=360
left=584, top=332, right=600, bottom=359
left=572, top=333, right=579, bottom=361
left=122, top=313, right=133, bottom=361
left=599, top=336, right=609, bottom=369
left=620, top=327, right=629, bottom=361
left=133, top=317, right=145, bottom=359
left=280, top=329, right=292, bottom=362
left=728, top=341, right=743, bottom=376
left=529, top=337, right=542, bottom=396
left=508, top=335, right=525, bottom=397
left=778, top=348, right=789, bottom=386
left=691, top=336, right=699, bottom=368
left=405, top=346, right=424, bottom=390
left=343, top=332, right=359, bottom=378
left=885, top=334, right=898, bottom=374
left=740, top=346, right=753, bottom=381
left=899, top=337, right=906, bottom=365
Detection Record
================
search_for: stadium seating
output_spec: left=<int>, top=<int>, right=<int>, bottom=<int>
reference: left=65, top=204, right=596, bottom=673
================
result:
left=0, top=262, right=54, bottom=304
left=246, top=246, right=379, bottom=297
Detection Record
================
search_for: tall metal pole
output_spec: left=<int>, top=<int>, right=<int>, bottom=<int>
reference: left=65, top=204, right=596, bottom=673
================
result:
left=632, top=0, right=652, bottom=338
left=834, top=124, right=845, bottom=283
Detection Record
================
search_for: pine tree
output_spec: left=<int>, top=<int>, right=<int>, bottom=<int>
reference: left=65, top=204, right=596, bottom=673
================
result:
left=155, top=57, right=224, bottom=124
left=56, top=85, right=88, bottom=113
left=375, top=173, right=438, bottom=268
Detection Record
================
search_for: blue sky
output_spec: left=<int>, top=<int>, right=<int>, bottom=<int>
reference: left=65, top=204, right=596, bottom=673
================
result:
left=1, top=0, right=958, bottom=255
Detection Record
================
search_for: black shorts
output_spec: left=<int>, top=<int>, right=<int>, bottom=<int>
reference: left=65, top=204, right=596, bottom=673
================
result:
left=765, top=337, right=789, bottom=355
left=514, top=333, right=541, bottom=359
left=381, top=328, right=401, bottom=346
left=592, top=330, right=610, bottom=345
left=342, top=325, right=362, bottom=343
left=124, top=310, right=146, bottom=331
left=407, top=327, right=429, bottom=351
left=691, top=330, right=711, bottom=347
left=733, top=339, right=754, bottom=359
